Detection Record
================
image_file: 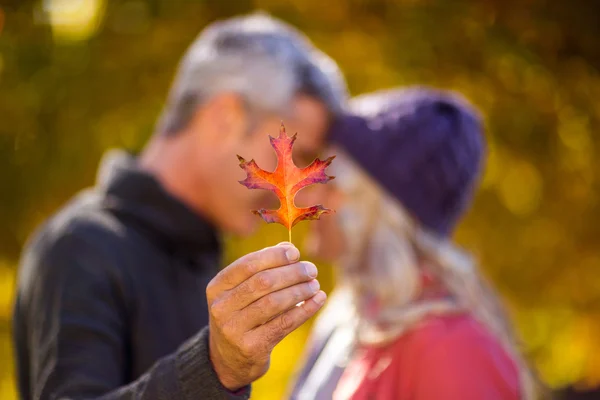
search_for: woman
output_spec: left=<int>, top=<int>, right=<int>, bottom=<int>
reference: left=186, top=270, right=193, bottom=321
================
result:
left=289, top=87, right=537, bottom=400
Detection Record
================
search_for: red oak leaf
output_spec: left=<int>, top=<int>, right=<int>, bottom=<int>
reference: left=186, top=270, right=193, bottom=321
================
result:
left=237, top=123, right=335, bottom=243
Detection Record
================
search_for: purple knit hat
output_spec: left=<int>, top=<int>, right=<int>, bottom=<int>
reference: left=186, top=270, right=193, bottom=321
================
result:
left=329, top=86, right=486, bottom=237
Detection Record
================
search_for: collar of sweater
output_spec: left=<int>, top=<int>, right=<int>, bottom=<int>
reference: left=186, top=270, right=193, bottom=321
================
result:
left=96, top=149, right=221, bottom=259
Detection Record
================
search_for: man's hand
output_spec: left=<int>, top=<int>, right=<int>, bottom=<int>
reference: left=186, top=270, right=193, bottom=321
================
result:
left=206, top=242, right=326, bottom=391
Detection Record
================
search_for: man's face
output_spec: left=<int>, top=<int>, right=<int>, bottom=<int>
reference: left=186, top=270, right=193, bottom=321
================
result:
left=202, top=94, right=330, bottom=236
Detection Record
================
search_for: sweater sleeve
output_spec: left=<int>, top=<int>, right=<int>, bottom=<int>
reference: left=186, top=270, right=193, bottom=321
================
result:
left=410, top=326, right=520, bottom=400
left=19, top=231, right=250, bottom=400
left=97, top=327, right=250, bottom=400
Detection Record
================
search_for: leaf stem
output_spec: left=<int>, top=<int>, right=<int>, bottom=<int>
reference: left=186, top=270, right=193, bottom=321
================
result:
left=288, top=227, right=292, bottom=244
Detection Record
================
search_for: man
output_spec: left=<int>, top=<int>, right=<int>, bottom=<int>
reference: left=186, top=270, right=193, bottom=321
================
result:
left=13, top=13, right=346, bottom=400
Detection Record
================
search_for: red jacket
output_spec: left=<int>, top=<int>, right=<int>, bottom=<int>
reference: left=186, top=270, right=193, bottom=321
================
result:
left=333, top=314, right=521, bottom=400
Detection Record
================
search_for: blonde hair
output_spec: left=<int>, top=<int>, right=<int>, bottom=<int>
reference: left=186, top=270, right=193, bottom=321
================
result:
left=329, top=150, right=538, bottom=400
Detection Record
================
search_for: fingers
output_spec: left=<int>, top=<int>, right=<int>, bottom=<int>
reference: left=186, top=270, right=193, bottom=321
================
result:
left=225, top=261, right=318, bottom=311
left=247, top=291, right=327, bottom=348
left=208, top=243, right=300, bottom=294
left=240, top=279, right=321, bottom=329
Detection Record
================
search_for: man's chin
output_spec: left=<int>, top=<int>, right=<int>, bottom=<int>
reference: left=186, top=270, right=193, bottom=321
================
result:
left=228, top=218, right=259, bottom=238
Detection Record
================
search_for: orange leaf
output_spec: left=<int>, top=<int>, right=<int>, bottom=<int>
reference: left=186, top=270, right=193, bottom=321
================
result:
left=238, top=123, right=335, bottom=242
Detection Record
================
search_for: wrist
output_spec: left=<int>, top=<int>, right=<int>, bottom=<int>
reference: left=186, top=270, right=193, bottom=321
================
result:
left=208, top=332, right=245, bottom=391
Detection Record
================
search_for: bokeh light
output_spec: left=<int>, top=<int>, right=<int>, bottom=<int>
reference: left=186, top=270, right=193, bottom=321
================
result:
left=42, top=0, right=106, bottom=41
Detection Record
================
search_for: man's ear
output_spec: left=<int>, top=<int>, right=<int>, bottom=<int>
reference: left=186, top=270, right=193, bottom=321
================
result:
left=201, top=93, right=248, bottom=147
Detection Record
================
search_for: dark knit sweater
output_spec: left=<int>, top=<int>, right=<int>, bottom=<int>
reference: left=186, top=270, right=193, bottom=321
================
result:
left=13, top=150, right=250, bottom=400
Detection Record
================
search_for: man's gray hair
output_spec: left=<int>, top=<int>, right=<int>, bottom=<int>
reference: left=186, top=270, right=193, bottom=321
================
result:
left=157, top=13, right=347, bottom=136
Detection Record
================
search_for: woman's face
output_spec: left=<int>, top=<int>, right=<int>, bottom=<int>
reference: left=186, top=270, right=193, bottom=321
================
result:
left=301, top=181, right=347, bottom=262
left=299, top=149, right=368, bottom=263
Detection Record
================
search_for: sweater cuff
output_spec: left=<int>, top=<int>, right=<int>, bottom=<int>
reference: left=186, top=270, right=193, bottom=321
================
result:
left=176, top=326, right=251, bottom=400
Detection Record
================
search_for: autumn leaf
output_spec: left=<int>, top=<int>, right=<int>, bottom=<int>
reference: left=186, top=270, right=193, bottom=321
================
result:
left=237, top=123, right=335, bottom=243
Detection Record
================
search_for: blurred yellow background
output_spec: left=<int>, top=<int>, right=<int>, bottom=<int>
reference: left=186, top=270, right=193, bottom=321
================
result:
left=2, top=0, right=600, bottom=399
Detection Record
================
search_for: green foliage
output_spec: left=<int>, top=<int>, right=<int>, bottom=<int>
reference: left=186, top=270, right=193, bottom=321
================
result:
left=1, top=0, right=600, bottom=398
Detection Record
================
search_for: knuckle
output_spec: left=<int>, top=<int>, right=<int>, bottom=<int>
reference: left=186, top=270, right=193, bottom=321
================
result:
left=205, top=278, right=221, bottom=301
left=234, top=280, right=251, bottom=299
left=209, top=300, right=224, bottom=319
left=288, top=284, right=309, bottom=305
left=296, top=286, right=310, bottom=301
left=239, top=338, right=256, bottom=359
left=263, top=293, right=281, bottom=310
left=266, top=319, right=287, bottom=345
left=300, top=299, right=318, bottom=316
left=244, top=260, right=259, bottom=276
left=261, top=246, right=278, bottom=257
left=215, top=268, right=235, bottom=287
left=205, top=281, right=215, bottom=301
left=221, top=319, right=238, bottom=340
left=259, top=246, right=284, bottom=267
left=305, top=280, right=320, bottom=295
left=278, top=312, right=294, bottom=332
left=255, top=272, right=273, bottom=291
left=294, top=285, right=313, bottom=304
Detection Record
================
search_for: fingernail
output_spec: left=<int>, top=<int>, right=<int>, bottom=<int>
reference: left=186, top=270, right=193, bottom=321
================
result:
left=308, top=279, right=320, bottom=292
left=285, top=247, right=300, bottom=262
left=313, top=291, right=327, bottom=305
left=304, top=262, right=317, bottom=278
